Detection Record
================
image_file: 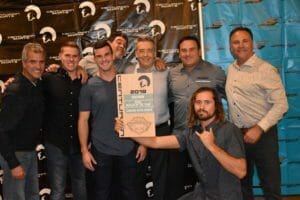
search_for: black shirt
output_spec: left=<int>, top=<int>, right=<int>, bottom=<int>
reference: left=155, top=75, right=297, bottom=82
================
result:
left=0, top=73, right=44, bottom=169
left=42, top=68, right=81, bottom=155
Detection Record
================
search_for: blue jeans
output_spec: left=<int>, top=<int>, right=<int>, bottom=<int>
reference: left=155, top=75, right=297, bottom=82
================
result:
left=0, top=151, right=39, bottom=200
left=90, top=146, right=138, bottom=200
left=45, top=142, right=87, bottom=200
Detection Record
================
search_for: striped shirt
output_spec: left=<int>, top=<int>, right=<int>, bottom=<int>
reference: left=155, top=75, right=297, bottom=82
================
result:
left=226, top=54, right=288, bottom=131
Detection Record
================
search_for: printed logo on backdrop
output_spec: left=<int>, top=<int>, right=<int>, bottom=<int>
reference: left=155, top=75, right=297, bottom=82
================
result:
left=245, top=0, right=263, bottom=4
left=148, top=20, right=166, bottom=37
left=146, top=181, right=154, bottom=198
left=36, top=144, right=46, bottom=161
left=206, top=20, right=223, bottom=29
left=40, top=26, right=57, bottom=43
left=138, top=75, right=151, bottom=88
left=188, top=0, right=197, bottom=11
left=93, top=23, right=111, bottom=40
left=156, top=2, right=183, bottom=8
left=40, top=188, right=51, bottom=200
left=134, top=0, right=150, bottom=14
left=24, top=5, right=41, bottom=21
left=170, top=24, right=197, bottom=31
left=0, top=12, right=20, bottom=19
left=259, top=18, right=278, bottom=27
left=82, top=46, right=94, bottom=57
left=255, top=41, right=267, bottom=49
left=101, top=5, right=129, bottom=12
left=214, top=0, right=239, bottom=4
left=79, top=1, right=96, bottom=17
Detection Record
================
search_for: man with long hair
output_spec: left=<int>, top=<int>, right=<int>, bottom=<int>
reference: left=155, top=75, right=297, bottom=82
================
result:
left=115, top=87, right=246, bottom=199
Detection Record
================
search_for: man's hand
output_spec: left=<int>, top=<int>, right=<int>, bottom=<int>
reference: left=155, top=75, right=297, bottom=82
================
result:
left=243, top=125, right=263, bottom=144
left=195, top=127, right=215, bottom=151
left=0, top=80, right=4, bottom=93
left=154, top=58, right=166, bottom=71
left=1, top=77, right=15, bottom=93
left=136, top=145, right=147, bottom=163
left=81, top=150, right=97, bottom=171
left=114, top=117, right=124, bottom=134
left=11, top=165, right=25, bottom=180
left=76, top=65, right=88, bottom=84
left=45, top=64, right=60, bottom=72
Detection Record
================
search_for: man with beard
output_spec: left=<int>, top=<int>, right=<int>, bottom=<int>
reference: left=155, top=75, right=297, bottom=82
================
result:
left=115, top=87, right=246, bottom=200
left=167, top=35, right=226, bottom=199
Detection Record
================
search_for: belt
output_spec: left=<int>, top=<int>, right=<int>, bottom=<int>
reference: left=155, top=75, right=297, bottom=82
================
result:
left=156, top=121, right=169, bottom=128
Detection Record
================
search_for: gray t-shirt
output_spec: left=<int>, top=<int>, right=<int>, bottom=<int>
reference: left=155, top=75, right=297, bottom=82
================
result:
left=175, top=121, right=244, bottom=200
left=79, top=76, right=134, bottom=156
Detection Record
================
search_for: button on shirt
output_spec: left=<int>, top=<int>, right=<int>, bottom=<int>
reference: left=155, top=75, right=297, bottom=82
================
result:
left=125, top=63, right=170, bottom=125
left=174, top=121, right=245, bottom=199
left=226, top=54, right=288, bottom=131
left=169, top=59, right=226, bottom=130
left=42, top=68, right=82, bottom=155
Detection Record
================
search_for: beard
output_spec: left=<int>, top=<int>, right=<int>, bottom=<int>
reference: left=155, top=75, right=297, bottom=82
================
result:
left=197, top=109, right=216, bottom=121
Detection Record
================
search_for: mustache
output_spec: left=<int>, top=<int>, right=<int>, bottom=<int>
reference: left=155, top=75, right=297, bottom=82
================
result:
left=197, top=109, right=208, bottom=114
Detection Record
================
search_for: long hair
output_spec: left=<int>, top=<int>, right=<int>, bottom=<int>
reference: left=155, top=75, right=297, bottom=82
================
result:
left=188, top=87, right=225, bottom=128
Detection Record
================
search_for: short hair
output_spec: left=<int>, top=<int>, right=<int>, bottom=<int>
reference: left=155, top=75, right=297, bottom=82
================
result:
left=60, top=41, right=80, bottom=54
left=135, top=35, right=155, bottom=48
left=93, top=40, right=113, bottom=55
left=108, top=31, right=128, bottom=47
left=188, top=87, right=225, bottom=128
left=229, top=27, right=253, bottom=41
left=22, top=42, right=46, bottom=61
left=177, top=35, right=201, bottom=50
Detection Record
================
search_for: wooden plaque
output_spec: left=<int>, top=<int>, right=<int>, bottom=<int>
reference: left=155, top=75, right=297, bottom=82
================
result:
left=116, top=73, right=155, bottom=137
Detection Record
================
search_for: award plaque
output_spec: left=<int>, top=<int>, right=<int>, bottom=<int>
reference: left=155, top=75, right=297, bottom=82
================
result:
left=116, top=73, right=155, bottom=137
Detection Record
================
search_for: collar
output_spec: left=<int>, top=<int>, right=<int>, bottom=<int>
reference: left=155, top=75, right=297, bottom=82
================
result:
left=19, top=72, right=41, bottom=87
left=233, top=53, right=257, bottom=70
left=58, top=67, right=81, bottom=81
left=179, top=59, right=204, bottom=72
left=135, top=62, right=156, bottom=73
left=192, top=119, right=222, bottom=134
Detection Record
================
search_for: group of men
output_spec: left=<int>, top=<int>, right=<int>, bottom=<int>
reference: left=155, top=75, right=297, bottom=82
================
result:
left=0, top=26, right=288, bottom=200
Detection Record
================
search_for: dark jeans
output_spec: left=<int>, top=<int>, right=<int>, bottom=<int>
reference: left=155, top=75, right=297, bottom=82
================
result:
left=45, top=142, right=87, bottom=200
left=241, top=126, right=282, bottom=200
left=165, top=149, right=193, bottom=200
left=90, top=146, right=138, bottom=200
left=136, top=122, right=170, bottom=200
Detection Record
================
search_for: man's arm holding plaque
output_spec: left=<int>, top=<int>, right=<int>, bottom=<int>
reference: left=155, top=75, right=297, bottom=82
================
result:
left=116, top=73, right=156, bottom=137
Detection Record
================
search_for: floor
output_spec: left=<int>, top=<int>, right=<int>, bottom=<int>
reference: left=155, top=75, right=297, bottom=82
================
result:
left=255, top=197, right=300, bottom=200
